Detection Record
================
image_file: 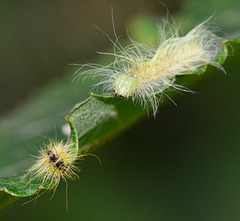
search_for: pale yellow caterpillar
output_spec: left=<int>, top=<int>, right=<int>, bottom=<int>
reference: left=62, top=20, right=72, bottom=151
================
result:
left=20, top=139, right=81, bottom=211
left=25, top=138, right=99, bottom=191
left=23, top=133, right=99, bottom=210
left=75, top=17, right=224, bottom=116
left=26, top=139, right=79, bottom=188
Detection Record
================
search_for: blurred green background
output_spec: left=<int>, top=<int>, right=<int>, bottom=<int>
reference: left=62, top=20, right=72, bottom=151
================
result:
left=0, top=0, right=240, bottom=220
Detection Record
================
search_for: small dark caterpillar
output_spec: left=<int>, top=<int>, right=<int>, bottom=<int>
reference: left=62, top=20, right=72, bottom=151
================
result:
left=27, top=140, right=79, bottom=187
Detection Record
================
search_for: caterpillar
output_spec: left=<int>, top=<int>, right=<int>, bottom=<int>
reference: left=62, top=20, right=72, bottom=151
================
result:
left=26, top=139, right=79, bottom=188
left=74, top=17, right=224, bottom=116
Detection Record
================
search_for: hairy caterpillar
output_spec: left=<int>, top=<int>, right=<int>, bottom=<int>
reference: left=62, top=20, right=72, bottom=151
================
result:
left=75, top=17, right=224, bottom=116
left=26, top=139, right=79, bottom=188
left=20, top=139, right=82, bottom=211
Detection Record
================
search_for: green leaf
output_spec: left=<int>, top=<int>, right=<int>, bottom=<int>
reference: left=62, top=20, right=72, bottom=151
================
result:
left=66, top=93, right=147, bottom=149
left=217, top=38, right=240, bottom=64
left=0, top=29, right=239, bottom=203
left=0, top=176, right=56, bottom=197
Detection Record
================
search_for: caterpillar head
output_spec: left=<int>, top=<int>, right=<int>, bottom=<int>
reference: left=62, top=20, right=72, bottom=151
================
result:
left=113, top=74, right=137, bottom=98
